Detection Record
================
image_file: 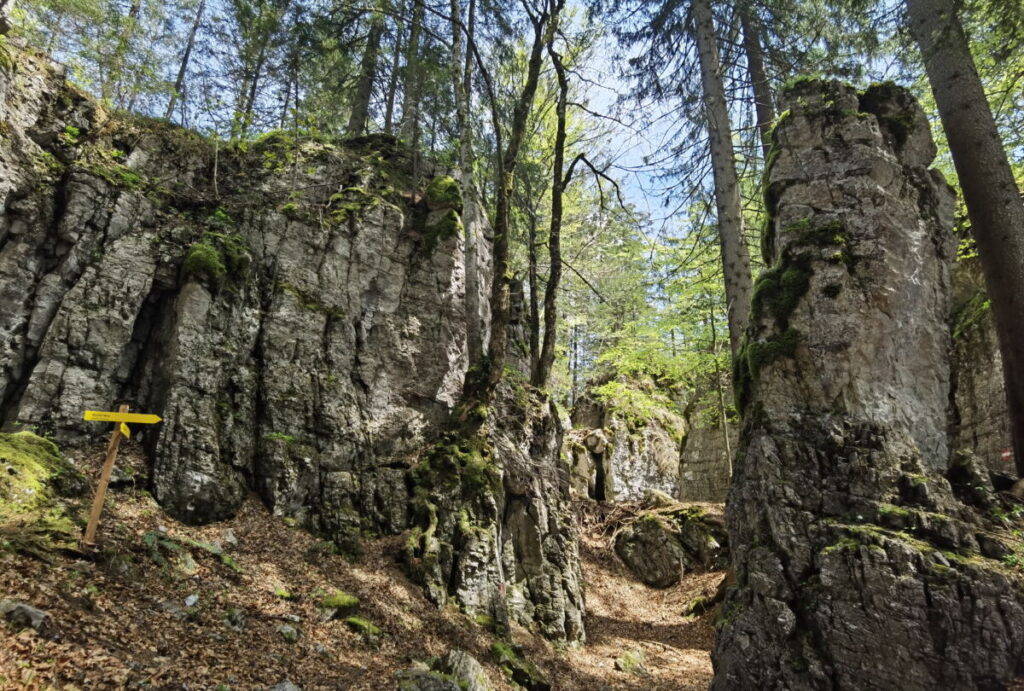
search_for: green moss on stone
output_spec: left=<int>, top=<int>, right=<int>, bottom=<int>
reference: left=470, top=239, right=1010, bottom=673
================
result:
left=344, top=615, right=382, bottom=642
left=424, top=175, right=463, bottom=212
left=181, top=222, right=249, bottom=292
left=182, top=242, right=226, bottom=288
left=321, top=590, right=359, bottom=615
left=492, top=641, right=550, bottom=690
left=734, top=329, right=801, bottom=415
left=422, top=209, right=463, bottom=253
left=413, top=437, right=500, bottom=497
left=751, top=262, right=812, bottom=327
left=747, top=328, right=801, bottom=378
left=0, top=432, right=84, bottom=558
left=329, top=187, right=381, bottom=225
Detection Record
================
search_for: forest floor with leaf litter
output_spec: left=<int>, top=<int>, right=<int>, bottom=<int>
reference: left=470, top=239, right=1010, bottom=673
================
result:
left=0, top=441, right=723, bottom=689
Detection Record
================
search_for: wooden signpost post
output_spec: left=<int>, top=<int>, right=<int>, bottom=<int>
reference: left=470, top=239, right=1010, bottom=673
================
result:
left=81, top=404, right=162, bottom=547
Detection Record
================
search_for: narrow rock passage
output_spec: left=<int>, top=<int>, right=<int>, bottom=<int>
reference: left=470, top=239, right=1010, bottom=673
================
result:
left=560, top=502, right=724, bottom=690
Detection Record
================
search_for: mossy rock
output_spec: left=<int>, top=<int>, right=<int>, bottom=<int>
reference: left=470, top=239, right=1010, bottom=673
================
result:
left=181, top=224, right=250, bottom=292
left=733, top=328, right=801, bottom=414
left=182, top=242, right=225, bottom=288
left=328, top=187, right=382, bottom=225
left=492, top=641, right=550, bottom=691
left=614, top=650, right=648, bottom=676
left=0, top=432, right=86, bottom=558
left=277, top=624, right=300, bottom=644
left=424, top=175, right=463, bottom=213
left=344, top=615, right=383, bottom=644
left=419, top=208, right=463, bottom=255
left=412, top=436, right=500, bottom=497
left=320, top=590, right=359, bottom=617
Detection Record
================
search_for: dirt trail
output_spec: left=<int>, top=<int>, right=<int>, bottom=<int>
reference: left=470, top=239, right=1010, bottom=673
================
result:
left=0, top=443, right=722, bottom=689
left=540, top=503, right=722, bottom=690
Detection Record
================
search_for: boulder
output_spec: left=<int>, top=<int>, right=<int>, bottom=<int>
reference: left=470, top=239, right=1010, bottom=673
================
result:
left=0, top=600, right=52, bottom=634
left=613, top=504, right=728, bottom=587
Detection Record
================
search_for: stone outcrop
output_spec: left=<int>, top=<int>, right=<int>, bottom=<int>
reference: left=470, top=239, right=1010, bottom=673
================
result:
left=569, top=375, right=735, bottom=503
left=612, top=495, right=728, bottom=587
left=569, top=377, right=687, bottom=501
left=0, top=50, right=468, bottom=536
left=678, top=417, right=735, bottom=502
left=951, top=257, right=1014, bottom=476
left=0, top=47, right=583, bottom=640
left=405, top=379, right=585, bottom=642
left=713, top=80, right=1024, bottom=689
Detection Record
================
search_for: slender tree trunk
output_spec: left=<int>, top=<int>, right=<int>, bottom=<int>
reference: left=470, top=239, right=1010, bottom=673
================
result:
left=709, top=304, right=732, bottom=475
left=907, top=0, right=1024, bottom=477
left=526, top=189, right=541, bottom=371
left=480, top=3, right=559, bottom=395
left=534, top=37, right=569, bottom=388
left=105, top=0, right=142, bottom=104
left=239, top=47, right=267, bottom=136
left=570, top=323, right=579, bottom=405
left=383, top=0, right=406, bottom=134
left=739, top=3, right=775, bottom=159
left=450, top=0, right=484, bottom=362
left=347, top=2, right=386, bottom=135
left=399, top=0, right=424, bottom=142
left=692, top=0, right=753, bottom=357
left=166, top=0, right=205, bottom=121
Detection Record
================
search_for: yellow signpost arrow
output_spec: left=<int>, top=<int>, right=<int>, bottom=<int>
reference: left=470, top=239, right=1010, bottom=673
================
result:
left=83, top=410, right=162, bottom=424
left=81, top=405, right=162, bottom=546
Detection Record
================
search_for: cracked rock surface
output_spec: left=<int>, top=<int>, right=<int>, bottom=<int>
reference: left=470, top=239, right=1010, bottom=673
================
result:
left=712, top=80, right=1024, bottom=690
left=0, top=49, right=580, bottom=640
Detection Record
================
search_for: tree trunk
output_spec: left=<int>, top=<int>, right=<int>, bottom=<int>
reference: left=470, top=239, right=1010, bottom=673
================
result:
left=692, top=0, right=753, bottom=357
left=480, top=2, right=559, bottom=396
left=739, top=3, right=775, bottom=159
left=347, top=2, right=386, bottom=135
left=709, top=303, right=732, bottom=475
left=399, top=0, right=424, bottom=143
left=383, top=0, right=406, bottom=134
left=526, top=186, right=540, bottom=371
left=907, top=0, right=1024, bottom=477
left=534, top=37, right=569, bottom=388
left=450, top=0, right=485, bottom=362
left=105, top=0, right=142, bottom=104
left=241, top=44, right=268, bottom=133
left=166, top=0, right=206, bottom=121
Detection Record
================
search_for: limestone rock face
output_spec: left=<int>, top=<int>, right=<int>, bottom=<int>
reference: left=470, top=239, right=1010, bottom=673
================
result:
left=951, top=258, right=1013, bottom=475
left=0, top=52, right=473, bottom=541
left=0, top=49, right=580, bottom=641
left=0, top=45, right=581, bottom=642
left=678, top=421, right=735, bottom=502
left=713, top=80, right=1024, bottom=689
left=569, top=379, right=686, bottom=501
left=405, top=380, right=585, bottom=642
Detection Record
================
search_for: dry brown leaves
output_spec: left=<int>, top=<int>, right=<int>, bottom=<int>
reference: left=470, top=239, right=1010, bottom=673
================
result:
left=1, top=443, right=722, bottom=690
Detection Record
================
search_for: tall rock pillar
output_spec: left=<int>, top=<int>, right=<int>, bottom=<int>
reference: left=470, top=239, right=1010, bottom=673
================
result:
left=713, top=80, right=1024, bottom=689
